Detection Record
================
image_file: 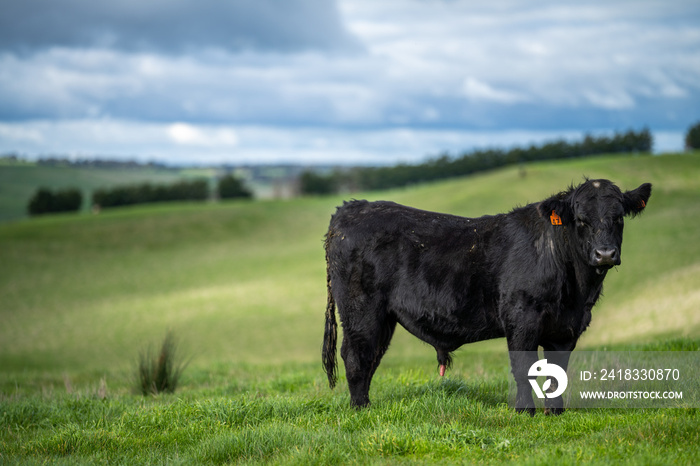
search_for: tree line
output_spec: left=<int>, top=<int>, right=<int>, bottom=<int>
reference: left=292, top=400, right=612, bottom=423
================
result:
left=92, top=179, right=210, bottom=208
left=27, top=175, right=251, bottom=216
left=35, top=157, right=172, bottom=170
left=300, top=128, right=654, bottom=194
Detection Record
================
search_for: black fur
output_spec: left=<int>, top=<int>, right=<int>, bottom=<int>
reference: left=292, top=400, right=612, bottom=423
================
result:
left=322, top=179, right=651, bottom=414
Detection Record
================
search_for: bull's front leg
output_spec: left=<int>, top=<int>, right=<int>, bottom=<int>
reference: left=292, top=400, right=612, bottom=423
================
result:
left=542, top=343, right=575, bottom=416
left=507, top=347, right=539, bottom=416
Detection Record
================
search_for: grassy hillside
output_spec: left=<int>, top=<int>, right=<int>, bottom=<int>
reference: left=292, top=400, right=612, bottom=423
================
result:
left=6, top=152, right=697, bottom=371
left=1, top=152, right=699, bottom=463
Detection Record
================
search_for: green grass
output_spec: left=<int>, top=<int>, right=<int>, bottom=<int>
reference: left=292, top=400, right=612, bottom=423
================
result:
left=1, top=152, right=700, bottom=463
left=2, top=361, right=699, bottom=464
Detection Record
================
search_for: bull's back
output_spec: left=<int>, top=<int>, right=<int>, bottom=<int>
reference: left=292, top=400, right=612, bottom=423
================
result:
left=326, top=200, right=505, bottom=346
left=328, top=199, right=471, bottom=242
left=328, top=199, right=502, bottom=253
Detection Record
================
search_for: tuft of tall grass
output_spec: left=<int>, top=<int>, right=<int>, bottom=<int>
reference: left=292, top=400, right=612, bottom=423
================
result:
left=136, top=331, right=187, bottom=395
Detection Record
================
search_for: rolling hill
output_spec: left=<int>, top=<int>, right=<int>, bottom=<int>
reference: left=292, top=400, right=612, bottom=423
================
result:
left=1, top=152, right=698, bottom=378
left=2, top=152, right=700, bottom=464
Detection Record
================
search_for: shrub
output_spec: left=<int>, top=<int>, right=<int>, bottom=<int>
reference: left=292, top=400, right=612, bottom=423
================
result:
left=53, top=188, right=83, bottom=212
left=27, top=187, right=83, bottom=216
left=27, top=188, right=54, bottom=215
left=217, top=174, right=253, bottom=199
left=136, top=331, right=187, bottom=395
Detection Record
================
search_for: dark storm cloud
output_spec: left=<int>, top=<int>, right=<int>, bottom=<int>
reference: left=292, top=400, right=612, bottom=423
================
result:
left=0, top=0, right=698, bottom=163
left=0, top=0, right=362, bottom=54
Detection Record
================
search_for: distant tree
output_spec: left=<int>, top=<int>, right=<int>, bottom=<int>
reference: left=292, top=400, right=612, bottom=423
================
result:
left=299, top=170, right=336, bottom=195
left=217, top=174, right=252, bottom=200
left=635, top=127, right=653, bottom=152
left=170, top=179, right=209, bottom=201
left=28, top=187, right=82, bottom=216
left=54, top=188, right=82, bottom=212
left=27, top=188, right=54, bottom=215
left=685, top=121, right=700, bottom=150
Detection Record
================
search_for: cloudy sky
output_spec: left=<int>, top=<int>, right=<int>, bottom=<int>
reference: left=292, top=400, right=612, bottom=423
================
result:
left=1, top=0, right=698, bottom=165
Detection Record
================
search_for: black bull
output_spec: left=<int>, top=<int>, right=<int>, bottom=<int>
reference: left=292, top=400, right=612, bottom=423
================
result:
left=322, top=179, right=651, bottom=414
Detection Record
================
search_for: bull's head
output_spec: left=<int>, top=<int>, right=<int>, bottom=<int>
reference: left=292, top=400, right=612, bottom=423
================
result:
left=539, top=179, right=652, bottom=274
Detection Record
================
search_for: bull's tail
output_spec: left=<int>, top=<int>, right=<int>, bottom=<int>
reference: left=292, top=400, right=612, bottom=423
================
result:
left=322, top=234, right=338, bottom=389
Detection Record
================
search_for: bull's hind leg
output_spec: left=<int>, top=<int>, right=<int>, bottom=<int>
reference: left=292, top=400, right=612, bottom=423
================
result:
left=369, top=318, right=397, bottom=381
left=340, top=315, right=396, bottom=408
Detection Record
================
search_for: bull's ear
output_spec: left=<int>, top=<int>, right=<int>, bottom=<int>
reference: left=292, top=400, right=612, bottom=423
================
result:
left=623, top=183, right=652, bottom=217
left=538, top=193, right=573, bottom=225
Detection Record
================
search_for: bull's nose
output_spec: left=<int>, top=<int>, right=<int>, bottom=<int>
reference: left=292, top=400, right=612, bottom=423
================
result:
left=594, top=248, right=620, bottom=266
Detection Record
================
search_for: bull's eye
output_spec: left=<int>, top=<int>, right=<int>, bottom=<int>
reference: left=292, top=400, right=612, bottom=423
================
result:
left=576, top=217, right=588, bottom=228
left=616, top=216, right=624, bottom=225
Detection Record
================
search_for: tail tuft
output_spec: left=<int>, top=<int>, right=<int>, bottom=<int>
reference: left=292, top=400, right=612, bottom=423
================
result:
left=322, top=232, right=338, bottom=389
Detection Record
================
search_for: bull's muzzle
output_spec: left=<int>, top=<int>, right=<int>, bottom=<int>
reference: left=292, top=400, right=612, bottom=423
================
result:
left=593, top=247, right=621, bottom=268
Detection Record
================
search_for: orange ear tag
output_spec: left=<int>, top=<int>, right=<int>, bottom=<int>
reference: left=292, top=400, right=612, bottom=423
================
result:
left=550, top=210, right=562, bottom=226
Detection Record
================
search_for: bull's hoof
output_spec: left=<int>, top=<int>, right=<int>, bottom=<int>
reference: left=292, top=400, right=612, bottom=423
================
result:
left=515, top=407, right=536, bottom=417
left=350, top=399, right=371, bottom=409
left=544, top=407, right=565, bottom=416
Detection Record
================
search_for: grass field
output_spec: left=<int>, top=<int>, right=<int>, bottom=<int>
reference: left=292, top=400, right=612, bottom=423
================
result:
left=1, top=153, right=699, bottom=463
